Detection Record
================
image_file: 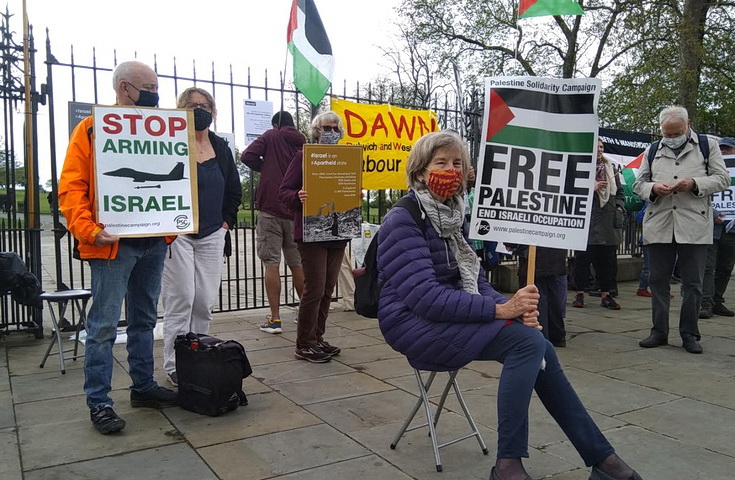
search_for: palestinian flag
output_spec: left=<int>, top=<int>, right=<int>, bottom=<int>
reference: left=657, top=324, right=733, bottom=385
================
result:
left=486, top=86, right=597, bottom=153
left=519, top=0, right=584, bottom=18
left=287, top=0, right=334, bottom=106
left=599, top=127, right=654, bottom=210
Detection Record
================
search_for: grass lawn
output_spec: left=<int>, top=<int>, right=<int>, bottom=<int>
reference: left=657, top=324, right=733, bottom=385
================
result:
left=0, top=189, right=52, bottom=215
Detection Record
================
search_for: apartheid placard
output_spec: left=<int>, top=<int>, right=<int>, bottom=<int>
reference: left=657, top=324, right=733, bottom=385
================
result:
left=302, top=144, right=363, bottom=242
left=711, top=154, right=735, bottom=223
left=469, top=77, right=602, bottom=251
left=93, top=105, right=198, bottom=237
left=330, top=97, right=438, bottom=190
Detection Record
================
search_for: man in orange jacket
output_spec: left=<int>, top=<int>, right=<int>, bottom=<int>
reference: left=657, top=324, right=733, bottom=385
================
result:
left=58, top=60, right=176, bottom=434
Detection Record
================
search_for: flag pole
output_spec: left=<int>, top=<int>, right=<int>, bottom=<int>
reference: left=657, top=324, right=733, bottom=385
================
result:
left=282, top=45, right=289, bottom=113
left=22, top=0, right=37, bottom=229
left=527, top=245, right=536, bottom=286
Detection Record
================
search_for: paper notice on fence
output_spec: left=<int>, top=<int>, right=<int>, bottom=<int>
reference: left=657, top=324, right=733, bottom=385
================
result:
left=243, top=99, right=273, bottom=146
left=469, top=77, right=601, bottom=251
left=302, top=144, right=363, bottom=243
left=93, top=105, right=198, bottom=237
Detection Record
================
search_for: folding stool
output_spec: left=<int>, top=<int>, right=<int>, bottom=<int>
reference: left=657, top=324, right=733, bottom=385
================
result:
left=391, top=368, right=489, bottom=472
left=38, top=289, right=92, bottom=374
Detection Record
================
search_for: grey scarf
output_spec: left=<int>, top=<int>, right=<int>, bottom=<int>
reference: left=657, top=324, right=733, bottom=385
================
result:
left=414, top=188, right=481, bottom=294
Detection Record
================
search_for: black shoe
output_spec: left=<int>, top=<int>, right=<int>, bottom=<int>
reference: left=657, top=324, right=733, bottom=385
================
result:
left=682, top=337, right=703, bottom=354
left=318, top=341, right=341, bottom=356
left=90, top=405, right=126, bottom=434
left=639, top=334, right=667, bottom=348
left=589, top=289, right=602, bottom=297
left=551, top=338, right=567, bottom=348
left=589, top=466, right=643, bottom=480
left=167, top=371, right=178, bottom=387
left=130, top=384, right=178, bottom=408
left=713, top=303, right=735, bottom=317
left=572, top=293, right=584, bottom=308
left=294, top=346, right=332, bottom=363
left=699, top=304, right=713, bottom=319
left=601, top=296, right=621, bottom=310
left=491, top=466, right=534, bottom=480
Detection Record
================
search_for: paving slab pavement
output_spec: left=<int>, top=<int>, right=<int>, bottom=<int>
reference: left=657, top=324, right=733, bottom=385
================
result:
left=2, top=282, right=734, bottom=480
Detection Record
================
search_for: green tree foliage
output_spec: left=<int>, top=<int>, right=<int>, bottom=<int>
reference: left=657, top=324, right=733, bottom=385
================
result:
left=0, top=151, right=26, bottom=189
left=396, top=0, right=653, bottom=81
left=396, top=0, right=735, bottom=134
left=600, top=1, right=735, bottom=134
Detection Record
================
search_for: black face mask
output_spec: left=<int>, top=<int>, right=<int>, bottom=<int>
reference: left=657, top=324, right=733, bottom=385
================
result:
left=193, top=108, right=213, bottom=131
left=127, top=84, right=159, bottom=107
left=135, top=90, right=159, bottom=107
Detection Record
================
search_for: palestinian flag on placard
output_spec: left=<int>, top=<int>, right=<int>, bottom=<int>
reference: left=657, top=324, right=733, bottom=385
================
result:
left=519, top=0, right=584, bottom=18
left=287, top=0, right=334, bottom=106
left=486, top=87, right=596, bottom=153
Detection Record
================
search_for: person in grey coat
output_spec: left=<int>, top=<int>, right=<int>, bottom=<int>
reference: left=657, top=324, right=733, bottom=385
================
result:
left=633, top=106, right=729, bottom=354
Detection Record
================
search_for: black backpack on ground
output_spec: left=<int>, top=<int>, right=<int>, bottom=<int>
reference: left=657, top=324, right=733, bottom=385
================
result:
left=354, top=196, right=426, bottom=318
left=174, top=333, right=252, bottom=416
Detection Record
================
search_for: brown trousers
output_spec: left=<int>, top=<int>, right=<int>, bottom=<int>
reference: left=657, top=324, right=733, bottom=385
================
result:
left=296, top=242, right=345, bottom=349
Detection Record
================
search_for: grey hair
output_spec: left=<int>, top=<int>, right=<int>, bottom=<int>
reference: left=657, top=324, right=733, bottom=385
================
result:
left=112, top=61, right=151, bottom=90
left=176, top=87, right=218, bottom=119
left=405, top=131, right=471, bottom=191
left=309, top=111, right=344, bottom=142
left=659, top=105, right=689, bottom=126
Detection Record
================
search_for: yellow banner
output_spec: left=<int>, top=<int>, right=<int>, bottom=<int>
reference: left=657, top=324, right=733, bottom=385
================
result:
left=330, top=97, right=438, bottom=190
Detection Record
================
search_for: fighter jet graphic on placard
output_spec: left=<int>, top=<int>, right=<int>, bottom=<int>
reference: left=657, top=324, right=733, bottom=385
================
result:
left=103, top=162, right=186, bottom=183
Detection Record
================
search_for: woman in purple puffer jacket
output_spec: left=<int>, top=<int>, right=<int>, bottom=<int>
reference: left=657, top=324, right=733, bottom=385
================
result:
left=376, top=131, right=641, bottom=480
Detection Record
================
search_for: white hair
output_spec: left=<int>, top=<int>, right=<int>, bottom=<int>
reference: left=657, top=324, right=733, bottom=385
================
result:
left=659, top=105, right=689, bottom=126
left=112, top=60, right=150, bottom=89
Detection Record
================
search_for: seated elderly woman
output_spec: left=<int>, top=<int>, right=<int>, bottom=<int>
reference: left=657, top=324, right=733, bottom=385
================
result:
left=376, top=131, right=642, bottom=480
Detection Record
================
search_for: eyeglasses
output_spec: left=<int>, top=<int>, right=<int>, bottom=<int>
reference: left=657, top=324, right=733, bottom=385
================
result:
left=185, top=103, right=212, bottom=112
left=126, top=82, right=158, bottom=93
left=321, top=125, right=340, bottom=133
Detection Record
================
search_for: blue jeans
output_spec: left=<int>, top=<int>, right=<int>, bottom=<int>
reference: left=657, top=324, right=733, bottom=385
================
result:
left=477, top=322, right=613, bottom=466
left=84, top=238, right=166, bottom=408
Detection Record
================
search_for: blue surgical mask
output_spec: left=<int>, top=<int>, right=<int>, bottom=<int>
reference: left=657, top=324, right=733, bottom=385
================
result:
left=662, top=135, right=687, bottom=149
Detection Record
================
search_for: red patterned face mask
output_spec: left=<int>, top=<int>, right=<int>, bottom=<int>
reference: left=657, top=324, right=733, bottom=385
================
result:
left=427, top=168, right=463, bottom=198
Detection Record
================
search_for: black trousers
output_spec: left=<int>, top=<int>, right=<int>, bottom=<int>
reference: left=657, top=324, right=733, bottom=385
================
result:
left=648, top=243, right=707, bottom=340
left=702, top=232, right=735, bottom=307
left=574, top=245, right=617, bottom=293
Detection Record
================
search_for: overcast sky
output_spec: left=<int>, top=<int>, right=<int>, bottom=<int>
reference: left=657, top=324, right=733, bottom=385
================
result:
left=7, top=0, right=402, bottom=85
left=4, top=0, right=404, bottom=183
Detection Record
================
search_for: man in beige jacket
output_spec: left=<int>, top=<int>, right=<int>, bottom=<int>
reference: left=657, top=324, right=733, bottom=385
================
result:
left=633, top=106, right=729, bottom=354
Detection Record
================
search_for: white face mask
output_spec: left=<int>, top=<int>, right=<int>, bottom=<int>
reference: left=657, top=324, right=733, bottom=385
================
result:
left=662, top=135, right=687, bottom=149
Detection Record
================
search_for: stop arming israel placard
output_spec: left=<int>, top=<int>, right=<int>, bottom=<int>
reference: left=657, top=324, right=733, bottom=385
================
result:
left=93, top=105, right=198, bottom=236
left=469, top=77, right=601, bottom=251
